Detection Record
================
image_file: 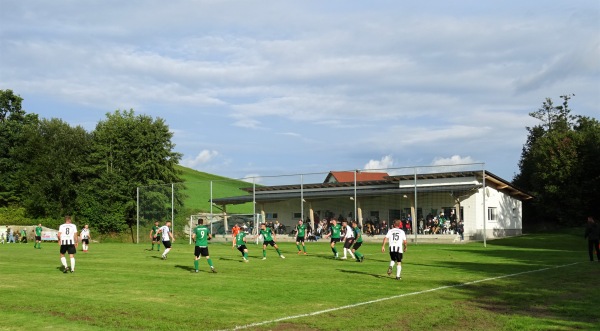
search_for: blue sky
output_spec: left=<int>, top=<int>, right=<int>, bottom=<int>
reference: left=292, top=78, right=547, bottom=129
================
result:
left=1, top=0, right=598, bottom=184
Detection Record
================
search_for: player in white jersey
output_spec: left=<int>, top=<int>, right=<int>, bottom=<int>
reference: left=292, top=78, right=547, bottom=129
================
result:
left=80, top=224, right=91, bottom=252
left=57, top=216, right=78, bottom=273
left=341, top=220, right=355, bottom=260
left=157, top=221, right=175, bottom=260
left=381, top=219, right=407, bottom=280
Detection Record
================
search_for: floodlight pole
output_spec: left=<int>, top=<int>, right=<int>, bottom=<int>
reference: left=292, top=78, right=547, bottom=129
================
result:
left=414, top=167, right=418, bottom=244
left=354, top=170, right=358, bottom=226
left=136, top=187, right=139, bottom=244
left=300, top=174, right=304, bottom=224
left=482, top=168, right=487, bottom=248
left=171, top=183, right=174, bottom=238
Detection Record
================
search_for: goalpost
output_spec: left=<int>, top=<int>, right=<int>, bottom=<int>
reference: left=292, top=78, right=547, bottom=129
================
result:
left=188, top=213, right=263, bottom=244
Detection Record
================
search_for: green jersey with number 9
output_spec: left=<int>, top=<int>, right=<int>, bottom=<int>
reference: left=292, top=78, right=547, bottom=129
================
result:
left=194, top=225, right=210, bottom=247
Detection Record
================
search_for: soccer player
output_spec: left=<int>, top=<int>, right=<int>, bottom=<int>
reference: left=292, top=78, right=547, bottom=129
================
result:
left=255, top=223, right=285, bottom=259
left=381, top=220, right=408, bottom=280
left=34, top=223, right=43, bottom=249
left=323, top=218, right=341, bottom=258
left=80, top=224, right=91, bottom=252
left=341, top=220, right=355, bottom=260
left=351, top=220, right=364, bottom=262
left=57, top=216, right=78, bottom=273
left=150, top=221, right=161, bottom=251
left=232, top=223, right=241, bottom=238
left=157, top=221, right=174, bottom=260
left=233, top=229, right=249, bottom=262
left=192, top=219, right=216, bottom=273
left=295, top=219, right=308, bottom=255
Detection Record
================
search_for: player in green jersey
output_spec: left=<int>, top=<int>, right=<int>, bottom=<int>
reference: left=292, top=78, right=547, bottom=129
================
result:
left=233, top=230, right=249, bottom=262
left=295, top=219, right=308, bottom=255
left=192, top=219, right=216, bottom=273
left=324, top=219, right=341, bottom=258
left=255, top=223, right=285, bottom=259
left=149, top=221, right=161, bottom=251
left=34, top=223, right=43, bottom=249
left=351, top=220, right=365, bottom=262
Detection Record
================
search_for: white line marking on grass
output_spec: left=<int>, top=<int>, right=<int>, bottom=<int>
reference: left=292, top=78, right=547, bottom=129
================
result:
left=223, top=262, right=581, bottom=331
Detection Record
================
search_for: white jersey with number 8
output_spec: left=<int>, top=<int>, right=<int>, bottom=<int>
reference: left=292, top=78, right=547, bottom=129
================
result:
left=59, top=224, right=78, bottom=245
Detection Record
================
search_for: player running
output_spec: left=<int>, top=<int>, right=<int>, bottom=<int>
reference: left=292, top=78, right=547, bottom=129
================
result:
left=192, top=219, right=216, bottom=273
left=351, top=220, right=364, bottom=262
left=381, top=220, right=408, bottom=280
left=255, top=223, right=285, bottom=260
left=149, top=221, right=161, bottom=251
left=295, top=219, right=308, bottom=255
left=323, top=218, right=342, bottom=259
left=157, top=221, right=174, bottom=260
left=233, top=229, right=250, bottom=262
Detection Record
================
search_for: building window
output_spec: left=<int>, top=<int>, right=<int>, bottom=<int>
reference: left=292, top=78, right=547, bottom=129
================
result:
left=487, top=207, right=497, bottom=221
left=266, top=213, right=278, bottom=220
left=292, top=212, right=302, bottom=219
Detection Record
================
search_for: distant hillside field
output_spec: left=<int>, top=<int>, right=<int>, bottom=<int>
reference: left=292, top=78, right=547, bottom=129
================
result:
left=175, top=165, right=254, bottom=214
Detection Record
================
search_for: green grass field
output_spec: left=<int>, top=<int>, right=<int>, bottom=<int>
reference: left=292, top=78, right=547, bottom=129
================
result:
left=1, top=231, right=598, bottom=331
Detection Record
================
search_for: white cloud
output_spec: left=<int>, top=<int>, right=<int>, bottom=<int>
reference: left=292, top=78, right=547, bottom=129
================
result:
left=364, top=155, right=394, bottom=171
left=432, top=155, right=476, bottom=166
left=181, top=150, right=219, bottom=168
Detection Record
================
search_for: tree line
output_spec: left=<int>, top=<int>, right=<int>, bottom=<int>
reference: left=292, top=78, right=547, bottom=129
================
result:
left=0, top=89, right=184, bottom=238
left=514, top=94, right=600, bottom=227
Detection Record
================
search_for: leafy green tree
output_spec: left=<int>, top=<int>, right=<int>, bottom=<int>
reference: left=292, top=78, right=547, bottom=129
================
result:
left=514, top=95, right=600, bottom=226
left=13, top=118, right=91, bottom=218
left=85, top=110, right=184, bottom=239
left=0, top=89, right=39, bottom=206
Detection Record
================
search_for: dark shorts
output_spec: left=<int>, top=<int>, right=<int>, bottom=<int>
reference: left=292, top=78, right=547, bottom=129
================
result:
left=296, top=236, right=305, bottom=243
left=82, top=239, right=89, bottom=244
left=60, top=244, right=77, bottom=255
left=153, top=236, right=161, bottom=242
left=263, top=240, right=276, bottom=247
left=35, top=236, right=42, bottom=241
left=389, top=251, right=403, bottom=262
left=237, top=245, right=247, bottom=253
left=162, top=240, right=172, bottom=249
left=352, top=242, right=362, bottom=250
left=330, top=238, right=340, bottom=244
left=344, top=238, right=355, bottom=249
left=195, top=246, right=209, bottom=257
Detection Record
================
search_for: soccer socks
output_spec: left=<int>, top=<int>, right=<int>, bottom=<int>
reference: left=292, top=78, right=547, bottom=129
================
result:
left=61, top=256, right=67, bottom=268
left=354, top=251, right=362, bottom=260
left=303, top=245, right=306, bottom=253
left=276, top=248, right=282, bottom=256
left=332, top=247, right=338, bottom=256
left=157, top=244, right=161, bottom=251
left=243, top=252, right=248, bottom=259
left=70, top=258, right=75, bottom=271
left=207, top=258, right=214, bottom=268
left=389, top=261, right=395, bottom=268
left=151, top=243, right=154, bottom=250
left=296, top=244, right=301, bottom=251
left=263, top=249, right=266, bottom=257
left=194, top=260, right=199, bottom=271
left=397, top=264, right=402, bottom=278
left=163, top=248, right=171, bottom=257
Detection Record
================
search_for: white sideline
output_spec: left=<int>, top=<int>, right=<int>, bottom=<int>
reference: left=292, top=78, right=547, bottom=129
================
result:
left=223, top=262, right=581, bottom=331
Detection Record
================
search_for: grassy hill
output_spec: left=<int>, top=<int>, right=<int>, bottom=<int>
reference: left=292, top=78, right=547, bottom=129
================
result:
left=175, top=165, right=254, bottom=214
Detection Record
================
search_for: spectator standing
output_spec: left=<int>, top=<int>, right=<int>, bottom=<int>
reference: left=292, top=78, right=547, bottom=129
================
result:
left=457, top=221, right=465, bottom=241
left=584, top=216, right=600, bottom=262
left=20, top=228, right=28, bottom=243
